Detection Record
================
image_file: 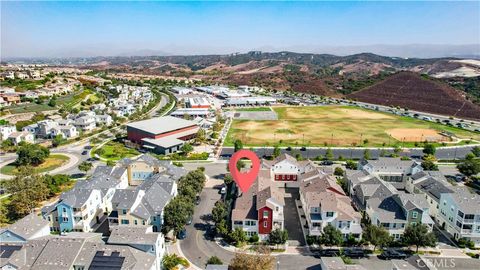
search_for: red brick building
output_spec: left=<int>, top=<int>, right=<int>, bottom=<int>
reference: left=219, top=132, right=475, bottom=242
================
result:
left=126, top=116, right=199, bottom=154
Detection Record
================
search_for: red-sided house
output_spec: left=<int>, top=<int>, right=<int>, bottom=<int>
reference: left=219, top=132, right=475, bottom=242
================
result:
left=231, top=170, right=284, bottom=240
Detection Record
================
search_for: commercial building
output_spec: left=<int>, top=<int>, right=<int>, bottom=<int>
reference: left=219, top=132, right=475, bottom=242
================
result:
left=127, top=116, right=199, bottom=155
left=187, top=97, right=210, bottom=108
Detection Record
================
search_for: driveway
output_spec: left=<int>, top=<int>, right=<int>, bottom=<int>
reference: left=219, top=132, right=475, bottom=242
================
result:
left=283, top=188, right=306, bottom=246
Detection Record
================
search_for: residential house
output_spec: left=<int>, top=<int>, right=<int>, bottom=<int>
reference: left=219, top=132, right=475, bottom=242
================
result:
left=74, top=115, right=96, bottom=132
left=37, top=119, right=59, bottom=138
left=7, top=131, right=35, bottom=145
left=438, top=187, right=480, bottom=247
left=0, top=125, right=16, bottom=140
left=1, top=93, right=21, bottom=105
left=96, top=114, right=113, bottom=126
left=108, top=226, right=165, bottom=270
left=359, top=157, right=423, bottom=189
left=299, top=170, right=362, bottom=239
left=42, top=165, right=129, bottom=232
left=51, top=125, right=79, bottom=139
left=0, top=213, right=50, bottom=244
left=406, top=171, right=454, bottom=221
left=0, top=235, right=158, bottom=270
left=22, top=123, right=39, bottom=135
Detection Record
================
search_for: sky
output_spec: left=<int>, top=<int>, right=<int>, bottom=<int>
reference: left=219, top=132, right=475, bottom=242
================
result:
left=1, top=1, right=479, bottom=58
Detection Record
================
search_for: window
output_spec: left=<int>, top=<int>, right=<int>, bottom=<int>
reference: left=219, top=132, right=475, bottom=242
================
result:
left=122, top=209, right=127, bottom=215
left=412, top=211, right=418, bottom=219
left=234, top=221, right=243, bottom=225
left=142, top=220, right=146, bottom=225
left=464, top=214, right=475, bottom=220
left=458, top=211, right=464, bottom=218
left=153, top=216, right=156, bottom=221
left=264, top=221, right=268, bottom=228
left=263, top=210, right=269, bottom=218
left=134, top=220, right=138, bottom=225
left=63, top=208, right=66, bottom=213
left=121, top=219, right=130, bottom=225
left=62, top=217, right=69, bottom=222
left=456, top=221, right=462, bottom=228
left=326, top=212, right=334, bottom=217
left=275, top=207, right=279, bottom=212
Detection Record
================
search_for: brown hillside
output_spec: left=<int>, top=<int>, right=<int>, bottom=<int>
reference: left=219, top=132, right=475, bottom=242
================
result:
left=347, top=72, right=480, bottom=120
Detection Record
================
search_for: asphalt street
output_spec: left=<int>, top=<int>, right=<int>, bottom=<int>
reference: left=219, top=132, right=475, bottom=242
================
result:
left=220, top=145, right=478, bottom=160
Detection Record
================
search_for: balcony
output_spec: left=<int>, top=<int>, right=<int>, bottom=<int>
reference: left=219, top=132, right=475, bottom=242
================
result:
left=310, top=213, right=322, bottom=221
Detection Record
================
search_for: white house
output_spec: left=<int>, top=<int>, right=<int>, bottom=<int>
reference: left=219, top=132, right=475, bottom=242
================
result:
left=7, top=131, right=35, bottom=145
left=0, top=125, right=16, bottom=140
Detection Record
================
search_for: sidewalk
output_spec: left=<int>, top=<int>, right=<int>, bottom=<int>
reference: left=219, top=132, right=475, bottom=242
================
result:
left=213, top=239, right=312, bottom=256
left=167, top=241, right=203, bottom=270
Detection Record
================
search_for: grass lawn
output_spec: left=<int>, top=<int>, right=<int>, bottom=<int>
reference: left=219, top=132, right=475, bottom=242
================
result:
left=225, top=106, right=480, bottom=147
left=0, top=154, right=70, bottom=175
left=235, top=107, right=272, bottom=112
left=6, top=90, right=89, bottom=114
left=95, top=141, right=140, bottom=161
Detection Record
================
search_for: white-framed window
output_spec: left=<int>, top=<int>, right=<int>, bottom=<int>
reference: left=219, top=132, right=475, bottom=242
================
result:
left=412, top=211, right=418, bottom=219
left=263, top=210, right=269, bottom=218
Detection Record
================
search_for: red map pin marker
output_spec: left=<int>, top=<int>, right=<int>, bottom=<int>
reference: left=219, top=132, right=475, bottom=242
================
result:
left=228, top=149, right=261, bottom=193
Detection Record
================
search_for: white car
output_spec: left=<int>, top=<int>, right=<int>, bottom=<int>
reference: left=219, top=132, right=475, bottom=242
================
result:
left=220, top=186, right=227, bottom=194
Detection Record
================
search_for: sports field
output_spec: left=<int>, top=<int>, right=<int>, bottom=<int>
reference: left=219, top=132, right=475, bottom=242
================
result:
left=225, top=106, right=480, bottom=147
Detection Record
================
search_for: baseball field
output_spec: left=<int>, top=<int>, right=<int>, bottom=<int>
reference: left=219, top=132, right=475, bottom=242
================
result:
left=225, top=106, right=480, bottom=147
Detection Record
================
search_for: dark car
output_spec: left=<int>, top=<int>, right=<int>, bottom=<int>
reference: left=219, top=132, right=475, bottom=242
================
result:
left=81, top=150, right=88, bottom=155
left=177, top=229, right=187, bottom=240
left=84, top=145, right=92, bottom=150
left=378, top=249, right=408, bottom=260
left=314, top=248, right=340, bottom=258
left=321, top=160, right=334, bottom=166
left=343, top=248, right=367, bottom=258
left=195, top=195, right=201, bottom=205
left=300, top=146, right=307, bottom=151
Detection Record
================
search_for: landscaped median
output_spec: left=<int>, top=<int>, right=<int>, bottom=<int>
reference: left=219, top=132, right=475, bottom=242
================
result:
left=0, top=154, right=70, bottom=175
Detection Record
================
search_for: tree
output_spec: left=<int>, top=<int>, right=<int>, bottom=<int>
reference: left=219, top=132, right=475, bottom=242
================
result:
left=269, top=228, right=288, bottom=247
left=234, top=139, right=243, bottom=152
left=423, top=144, right=436, bottom=156
left=363, top=149, right=371, bottom=160
left=206, top=256, right=223, bottom=265
left=52, top=134, right=65, bottom=147
left=48, top=97, right=57, bottom=107
left=229, top=227, right=247, bottom=246
left=363, top=225, right=391, bottom=251
left=457, top=159, right=480, bottom=177
left=345, top=160, right=357, bottom=170
left=421, top=154, right=438, bottom=171
left=334, top=167, right=344, bottom=176
left=162, top=254, right=189, bottom=270
left=273, top=145, right=281, bottom=158
left=3, top=167, right=49, bottom=219
left=162, top=196, right=194, bottom=235
left=224, top=173, right=233, bottom=185
left=402, top=223, right=437, bottom=253
left=181, top=143, right=193, bottom=155
left=325, top=148, right=334, bottom=161
left=16, top=143, right=50, bottom=166
left=229, top=250, right=274, bottom=270
left=1, top=139, right=15, bottom=152
left=212, top=201, right=228, bottom=225
left=472, top=146, right=480, bottom=158
left=320, top=224, right=343, bottom=246
left=195, top=129, right=206, bottom=144
left=78, top=161, right=93, bottom=174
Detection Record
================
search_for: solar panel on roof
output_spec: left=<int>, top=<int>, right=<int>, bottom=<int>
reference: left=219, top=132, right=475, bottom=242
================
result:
left=89, top=251, right=125, bottom=270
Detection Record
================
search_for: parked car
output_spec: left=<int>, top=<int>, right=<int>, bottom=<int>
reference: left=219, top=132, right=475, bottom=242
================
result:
left=313, top=248, right=340, bottom=258
left=81, top=150, right=88, bottom=155
left=186, top=215, right=193, bottom=225
left=300, top=146, right=307, bottom=151
left=321, top=160, right=334, bottom=165
left=378, top=249, right=408, bottom=260
left=220, top=186, right=227, bottom=194
left=177, top=229, right=187, bottom=240
left=343, top=248, right=367, bottom=258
